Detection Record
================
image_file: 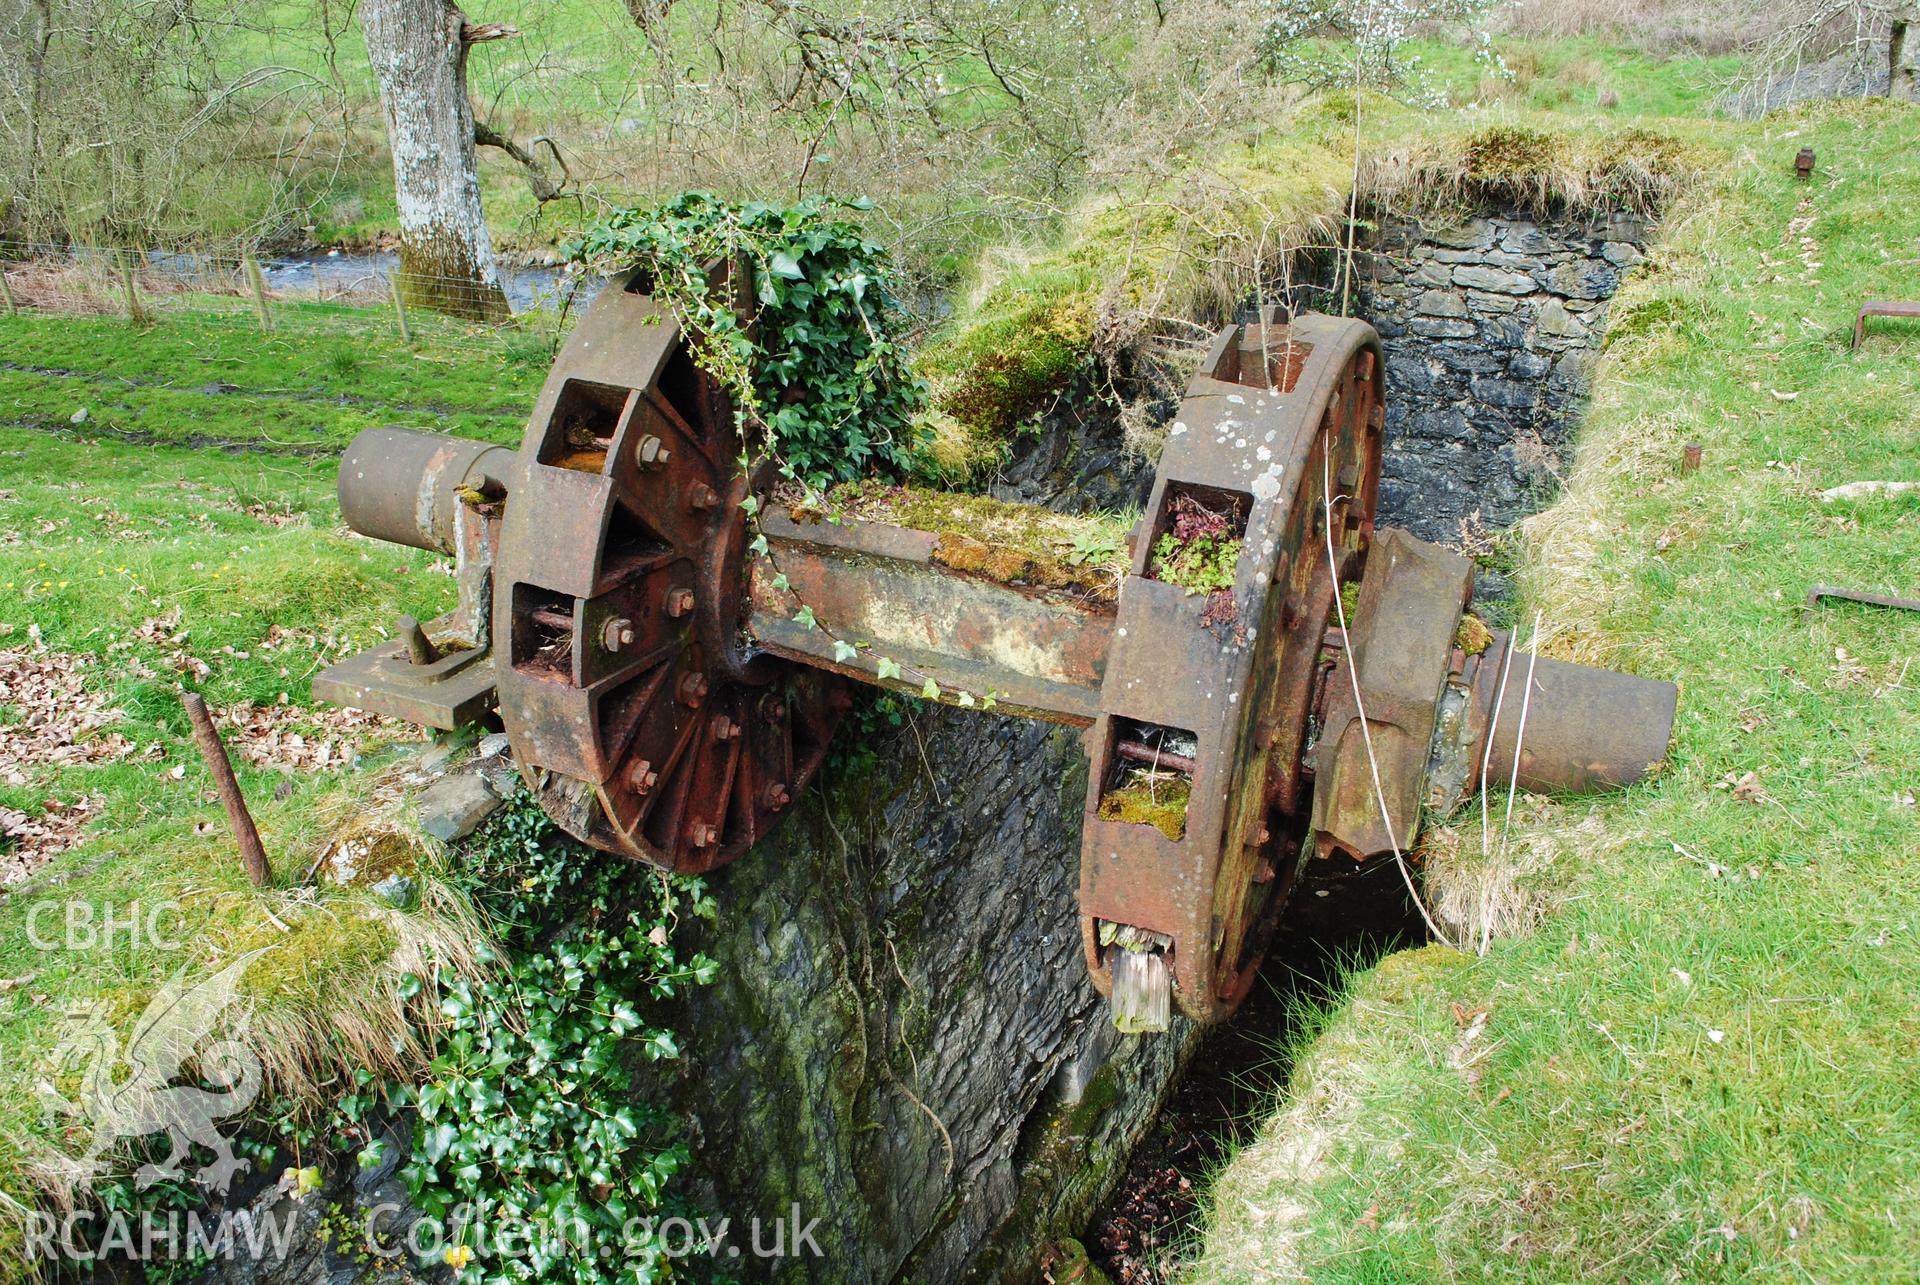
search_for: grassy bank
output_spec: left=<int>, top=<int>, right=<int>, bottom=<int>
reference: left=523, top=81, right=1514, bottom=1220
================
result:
left=1193, top=97, right=1920, bottom=1282
left=0, top=299, right=549, bottom=1268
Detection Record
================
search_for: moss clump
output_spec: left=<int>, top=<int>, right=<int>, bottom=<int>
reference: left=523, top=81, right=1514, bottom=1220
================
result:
left=1456, top=613, right=1493, bottom=656
left=812, top=480, right=1129, bottom=602
left=1097, top=773, right=1191, bottom=841
left=917, top=284, right=1095, bottom=443
left=1461, top=126, right=1559, bottom=181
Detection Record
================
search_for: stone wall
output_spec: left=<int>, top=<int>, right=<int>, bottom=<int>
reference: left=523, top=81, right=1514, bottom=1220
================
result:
left=1356, top=208, right=1648, bottom=576
left=681, top=710, right=1197, bottom=1283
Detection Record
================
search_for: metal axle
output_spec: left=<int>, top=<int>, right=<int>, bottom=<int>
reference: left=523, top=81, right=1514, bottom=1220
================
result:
left=317, top=271, right=1678, bottom=1028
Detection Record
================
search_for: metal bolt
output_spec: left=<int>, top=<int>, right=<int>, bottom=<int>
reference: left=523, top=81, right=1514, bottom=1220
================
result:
left=690, top=821, right=716, bottom=848
left=710, top=715, right=740, bottom=743
left=761, top=696, right=786, bottom=723
left=678, top=672, right=709, bottom=708
left=600, top=616, right=635, bottom=651
left=688, top=482, right=720, bottom=510
left=627, top=759, right=658, bottom=793
left=635, top=434, right=671, bottom=467
left=665, top=587, right=695, bottom=618
left=763, top=783, right=791, bottom=812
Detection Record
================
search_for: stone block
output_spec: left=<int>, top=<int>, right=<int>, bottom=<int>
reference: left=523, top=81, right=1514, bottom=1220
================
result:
left=1414, top=289, right=1468, bottom=318
left=1537, top=297, right=1587, bottom=338
left=1508, top=349, right=1553, bottom=380
left=1601, top=241, right=1645, bottom=268
left=1465, top=290, right=1519, bottom=316
left=1452, top=264, right=1535, bottom=295
left=418, top=772, right=502, bottom=843
left=1542, top=259, right=1619, bottom=300
left=1415, top=261, right=1453, bottom=287
left=1431, top=344, right=1507, bottom=374
left=1427, top=218, right=1495, bottom=250
left=1408, top=317, right=1478, bottom=339
left=1385, top=353, right=1437, bottom=395
left=1470, top=376, right=1540, bottom=411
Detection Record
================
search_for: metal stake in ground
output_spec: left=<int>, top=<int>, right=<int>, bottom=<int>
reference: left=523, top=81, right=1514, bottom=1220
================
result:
left=181, top=691, right=273, bottom=887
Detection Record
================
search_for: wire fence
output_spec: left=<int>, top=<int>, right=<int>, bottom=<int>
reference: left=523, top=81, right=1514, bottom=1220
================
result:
left=0, top=239, right=596, bottom=352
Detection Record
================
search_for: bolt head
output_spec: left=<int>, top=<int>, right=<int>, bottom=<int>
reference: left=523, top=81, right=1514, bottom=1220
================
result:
left=666, top=587, right=695, bottom=618
left=600, top=617, right=635, bottom=651
left=678, top=672, right=709, bottom=707
left=635, top=434, right=666, bottom=466
left=627, top=759, right=658, bottom=793
left=763, top=783, right=791, bottom=812
left=690, top=822, right=716, bottom=848
left=710, top=715, right=739, bottom=743
left=688, top=483, right=720, bottom=510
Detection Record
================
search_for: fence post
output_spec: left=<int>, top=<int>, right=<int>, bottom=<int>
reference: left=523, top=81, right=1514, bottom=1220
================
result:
left=390, top=270, right=413, bottom=344
left=242, top=252, right=273, bottom=333
left=0, top=266, right=17, bottom=317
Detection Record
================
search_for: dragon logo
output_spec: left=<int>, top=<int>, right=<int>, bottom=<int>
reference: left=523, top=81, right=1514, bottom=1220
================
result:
left=38, top=950, right=270, bottom=1194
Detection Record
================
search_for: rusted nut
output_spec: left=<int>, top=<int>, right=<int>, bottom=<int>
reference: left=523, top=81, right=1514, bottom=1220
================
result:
left=687, top=482, right=720, bottom=511
left=635, top=434, right=671, bottom=467
left=665, top=587, right=696, bottom=619
left=689, top=821, right=717, bottom=848
left=760, top=695, right=786, bottom=723
left=678, top=672, right=709, bottom=708
left=627, top=758, right=658, bottom=793
left=763, top=782, right=791, bottom=812
left=600, top=616, right=636, bottom=651
left=710, top=715, right=740, bottom=743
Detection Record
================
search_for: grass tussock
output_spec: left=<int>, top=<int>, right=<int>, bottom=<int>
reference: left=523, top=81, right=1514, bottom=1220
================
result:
left=917, top=100, right=1717, bottom=474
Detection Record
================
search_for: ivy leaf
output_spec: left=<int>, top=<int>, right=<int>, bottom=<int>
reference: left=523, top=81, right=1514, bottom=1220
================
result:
left=982, top=692, right=998, bottom=710
left=832, top=640, right=858, bottom=663
left=957, top=690, right=976, bottom=707
left=739, top=494, right=760, bottom=517
left=793, top=604, right=817, bottom=629
left=749, top=533, right=769, bottom=556
left=920, top=677, right=940, bottom=701
left=876, top=656, right=901, bottom=681
left=771, top=573, right=790, bottom=592
left=770, top=250, right=805, bottom=280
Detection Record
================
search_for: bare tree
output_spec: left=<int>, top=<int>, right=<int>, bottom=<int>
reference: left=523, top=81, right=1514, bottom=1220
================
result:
left=359, top=0, right=513, bottom=319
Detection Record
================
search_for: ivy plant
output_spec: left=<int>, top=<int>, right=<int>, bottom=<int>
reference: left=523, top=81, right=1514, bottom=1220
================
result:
left=391, top=791, right=718, bottom=1284
left=566, top=192, right=929, bottom=489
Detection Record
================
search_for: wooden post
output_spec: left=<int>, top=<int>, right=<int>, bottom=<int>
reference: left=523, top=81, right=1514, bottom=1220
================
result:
left=181, top=691, right=274, bottom=888
left=391, top=269, right=413, bottom=344
left=0, top=267, right=17, bottom=316
left=243, top=252, right=273, bottom=332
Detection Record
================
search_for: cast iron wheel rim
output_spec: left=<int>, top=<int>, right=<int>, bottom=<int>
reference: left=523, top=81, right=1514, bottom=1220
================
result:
left=495, top=269, right=846, bottom=873
left=1207, top=324, right=1385, bottom=1017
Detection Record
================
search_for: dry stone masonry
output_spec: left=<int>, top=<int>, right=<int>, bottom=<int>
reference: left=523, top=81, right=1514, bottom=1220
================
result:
left=1355, top=208, right=1649, bottom=583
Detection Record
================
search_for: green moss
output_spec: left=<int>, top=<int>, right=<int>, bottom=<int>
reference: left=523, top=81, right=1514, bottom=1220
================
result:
left=1097, top=774, right=1191, bottom=841
left=812, top=480, right=1130, bottom=601
left=1455, top=613, right=1493, bottom=656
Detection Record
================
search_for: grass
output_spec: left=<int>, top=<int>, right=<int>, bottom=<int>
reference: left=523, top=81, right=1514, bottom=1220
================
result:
left=0, top=297, right=548, bottom=1271
left=1190, top=97, right=1920, bottom=1282
left=918, top=93, right=1710, bottom=469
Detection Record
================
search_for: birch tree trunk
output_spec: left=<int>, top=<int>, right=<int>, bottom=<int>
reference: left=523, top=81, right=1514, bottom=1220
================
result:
left=1894, top=7, right=1920, bottom=103
left=359, top=0, right=510, bottom=320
